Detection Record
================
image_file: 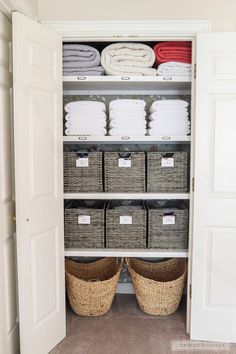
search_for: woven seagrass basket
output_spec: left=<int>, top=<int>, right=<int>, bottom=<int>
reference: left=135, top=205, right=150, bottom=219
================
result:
left=64, top=200, right=106, bottom=248
left=64, top=151, right=103, bottom=193
left=147, top=151, right=188, bottom=193
left=104, top=152, right=145, bottom=193
left=65, top=258, right=121, bottom=317
left=126, top=257, right=187, bottom=316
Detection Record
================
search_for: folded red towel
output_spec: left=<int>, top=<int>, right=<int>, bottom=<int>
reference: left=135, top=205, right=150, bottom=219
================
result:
left=154, top=41, right=192, bottom=65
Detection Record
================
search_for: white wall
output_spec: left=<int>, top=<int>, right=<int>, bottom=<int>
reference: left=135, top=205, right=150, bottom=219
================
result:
left=38, top=0, right=236, bottom=31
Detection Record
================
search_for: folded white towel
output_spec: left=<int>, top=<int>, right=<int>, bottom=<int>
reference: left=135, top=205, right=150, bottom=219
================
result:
left=65, top=127, right=107, bottom=136
left=109, top=120, right=146, bottom=128
left=109, top=112, right=146, bottom=121
left=157, top=62, right=191, bottom=77
left=109, top=127, right=146, bottom=136
left=65, top=121, right=107, bottom=129
left=147, top=128, right=190, bottom=136
left=148, top=120, right=190, bottom=129
left=109, top=99, right=146, bottom=111
left=150, top=100, right=188, bottom=112
left=65, top=101, right=106, bottom=113
left=65, top=113, right=107, bottom=121
left=101, top=43, right=156, bottom=76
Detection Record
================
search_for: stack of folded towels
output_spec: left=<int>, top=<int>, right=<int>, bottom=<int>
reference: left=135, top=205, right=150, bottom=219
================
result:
left=64, top=101, right=107, bottom=136
left=63, top=44, right=104, bottom=76
left=101, top=43, right=156, bottom=76
left=147, top=100, right=190, bottom=136
left=154, top=42, right=192, bottom=77
left=108, top=99, right=147, bottom=136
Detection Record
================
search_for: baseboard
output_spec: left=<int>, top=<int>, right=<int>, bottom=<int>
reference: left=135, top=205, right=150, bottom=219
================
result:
left=116, top=283, right=134, bottom=294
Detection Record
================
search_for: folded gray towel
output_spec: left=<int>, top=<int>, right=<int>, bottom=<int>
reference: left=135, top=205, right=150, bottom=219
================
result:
left=63, top=66, right=104, bottom=76
left=63, top=44, right=101, bottom=68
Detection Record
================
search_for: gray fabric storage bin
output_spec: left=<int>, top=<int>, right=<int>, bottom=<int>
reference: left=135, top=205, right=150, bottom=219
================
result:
left=147, top=200, right=188, bottom=249
left=106, top=200, right=147, bottom=249
left=104, top=152, right=146, bottom=193
left=64, top=200, right=105, bottom=248
left=147, top=151, right=188, bottom=192
left=64, top=151, right=103, bottom=193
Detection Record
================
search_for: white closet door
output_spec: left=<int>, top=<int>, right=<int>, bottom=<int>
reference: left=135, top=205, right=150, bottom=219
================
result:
left=191, top=32, right=236, bottom=343
left=0, top=11, right=19, bottom=354
left=12, top=12, right=65, bottom=354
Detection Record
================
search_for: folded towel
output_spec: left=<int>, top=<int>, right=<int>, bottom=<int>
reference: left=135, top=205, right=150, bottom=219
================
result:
left=65, top=120, right=107, bottom=129
left=154, top=42, right=192, bottom=65
left=150, top=100, right=188, bottom=113
left=148, top=120, right=190, bottom=129
left=101, top=43, right=157, bottom=76
left=109, top=127, right=146, bottom=136
left=63, top=66, right=104, bottom=76
left=109, top=99, right=146, bottom=110
left=65, top=112, right=107, bottom=120
left=147, top=127, right=190, bottom=136
left=148, top=113, right=189, bottom=121
left=65, top=101, right=106, bottom=113
left=63, top=44, right=101, bottom=68
left=109, top=120, right=146, bottom=128
left=157, top=62, right=191, bottom=77
left=110, top=111, right=146, bottom=120
left=65, top=127, right=107, bottom=136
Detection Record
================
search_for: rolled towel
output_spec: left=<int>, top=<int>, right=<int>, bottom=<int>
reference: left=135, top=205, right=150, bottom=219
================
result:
left=63, top=44, right=101, bottom=68
left=101, top=43, right=157, bottom=76
left=147, top=127, right=190, bottom=136
left=109, top=120, right=146, bottom=128
left=65, top=120, right=107, bottom=129
left=63, top=66, right=104, bottom=76
left=157, top=62, right=191, bottom=77
left=148, top=120, right=190, bottom=129
left=109, top=111, right=146, bottom=121
left=154, top=42, right=192, bottom=65
left=109, top=99, right=146, bottom=110
left=148, top=112, right=189, bottom=121
left=65, top=101, right=106, bottom=113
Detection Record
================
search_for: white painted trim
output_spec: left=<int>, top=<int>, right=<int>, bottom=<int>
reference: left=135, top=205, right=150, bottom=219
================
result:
left=116, top=283, right=134, bottom=294
left=42, top=20, right=210, bottom=41
left=0, top=0, right=37, bottom=20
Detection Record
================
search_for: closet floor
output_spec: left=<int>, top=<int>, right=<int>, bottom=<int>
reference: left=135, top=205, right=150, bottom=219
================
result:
left=50, top=295, right=236, bottom=354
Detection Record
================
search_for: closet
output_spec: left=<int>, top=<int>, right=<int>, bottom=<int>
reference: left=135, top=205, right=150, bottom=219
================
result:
left=12, top=12, right=236, bottom=354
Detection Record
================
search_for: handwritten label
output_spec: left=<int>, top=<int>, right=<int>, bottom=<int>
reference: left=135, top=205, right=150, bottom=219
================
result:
left=161, top=157, right=174, bottom=167
left=120, top=216, right=132, bottom=224
left=78, top=215, right=91, bottom=224
left=118, top=158, right=131, bottom=167
left=76, top=157, right=89, bottom=167
left=163, top=215, right=175, bottom=225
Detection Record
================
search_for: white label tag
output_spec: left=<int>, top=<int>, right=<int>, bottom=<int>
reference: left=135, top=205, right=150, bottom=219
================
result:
left=163, top=215, right=175, bottom=225
left=120, top=216, right=132, bottom=224
left=161, top=157, right=174, bottom=167
left=78, top=215, right=91, bottom=224
left=76, top=157, right=89, bottom=167
left=118, top=158, right=131, bottom=168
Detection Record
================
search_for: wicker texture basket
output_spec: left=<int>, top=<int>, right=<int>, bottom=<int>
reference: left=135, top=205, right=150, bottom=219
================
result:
left=106, top=201, right=147, bottom=249
left=65, top=258, right=121, bottom=316
left=64, top=201, right=105, bottom=248
left=147, top=201, right=188, bottom=249
left=104, top=152, right=146, bottom=193
left=126, top=257, right=187, bottom=316
left=147, top=151, right=188, bottom=192
left=64, top=151, right=103, bottom=193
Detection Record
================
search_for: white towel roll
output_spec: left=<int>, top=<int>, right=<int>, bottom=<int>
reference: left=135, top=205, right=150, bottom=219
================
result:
left=65, top=101, right=106, bottom=113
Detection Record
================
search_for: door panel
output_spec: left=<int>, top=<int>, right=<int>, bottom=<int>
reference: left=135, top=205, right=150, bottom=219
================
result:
left=12, top=12, right=65, bottom=354
left=0, top=11, right=19, bottom=354
left=191, top=32, right=236, bottom=343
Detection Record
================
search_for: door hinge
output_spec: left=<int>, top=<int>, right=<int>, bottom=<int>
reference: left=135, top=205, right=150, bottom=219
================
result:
left=189, top=284, right=192, bottom=299
left=192, top=177, right=195, bottom=192
left=194, top=63, right=197, bottom=79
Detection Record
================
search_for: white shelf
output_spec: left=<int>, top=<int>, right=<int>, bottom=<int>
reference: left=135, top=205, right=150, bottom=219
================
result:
left=63, top=135, right=191, bottom=144
left=63, top=75, right=191, bottom=91
left=64, top=248, right=188, bottom=258
left=64, top=193, right=190, bottom=200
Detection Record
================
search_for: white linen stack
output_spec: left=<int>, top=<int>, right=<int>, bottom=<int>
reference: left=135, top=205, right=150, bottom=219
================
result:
left=108, top=99, right=147, bottom=136
left=147, top=100, right=190, bottom=136
left=64, top=101, right=107, bottom=136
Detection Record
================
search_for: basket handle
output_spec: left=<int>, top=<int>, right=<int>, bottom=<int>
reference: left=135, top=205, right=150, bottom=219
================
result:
left=74, top=151, right=89, bottom=158
left=118, top=152, right=132, bottom=159
left=161, top=152, right=174, bottom=158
